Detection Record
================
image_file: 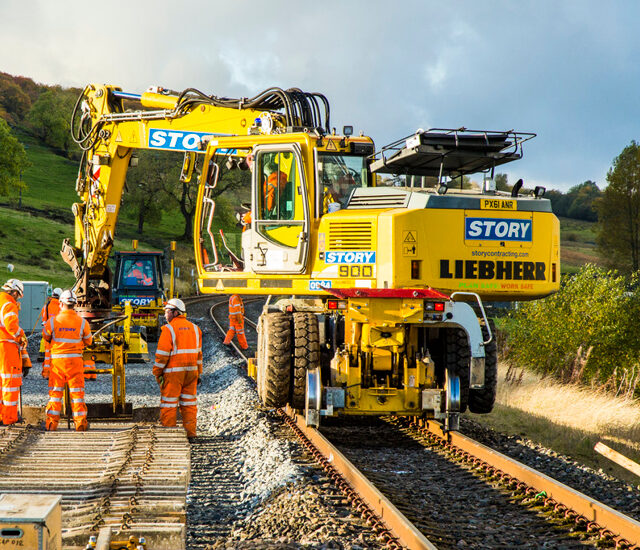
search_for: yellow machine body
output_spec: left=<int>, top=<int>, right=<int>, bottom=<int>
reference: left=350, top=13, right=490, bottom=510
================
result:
left=68, top=82, right=559, bottom=426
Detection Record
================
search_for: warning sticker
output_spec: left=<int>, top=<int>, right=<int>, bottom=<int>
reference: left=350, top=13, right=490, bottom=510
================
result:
left=325, top=140, right=337, bottom=151
left=402, top=231, right=417, bottom=256
left=216, top=279, right=225, bottom=291
left=403, top=231, right=417, bottom=243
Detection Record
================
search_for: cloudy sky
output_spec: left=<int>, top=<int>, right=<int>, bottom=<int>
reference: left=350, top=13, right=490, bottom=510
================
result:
left=1, top=0, right=638, bottom=192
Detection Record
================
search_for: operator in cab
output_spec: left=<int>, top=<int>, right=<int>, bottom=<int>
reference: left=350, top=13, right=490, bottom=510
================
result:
left=42, top=290, right=92, bottom=432
left=153, top=299, right=203, bottom=440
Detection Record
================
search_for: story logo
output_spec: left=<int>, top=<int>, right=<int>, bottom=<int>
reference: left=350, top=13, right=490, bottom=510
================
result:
left=465, top=218, right=532, bottom=241
left=148, top=129, right=214, bottom=151
left=325, top=251, right=376, bottom=264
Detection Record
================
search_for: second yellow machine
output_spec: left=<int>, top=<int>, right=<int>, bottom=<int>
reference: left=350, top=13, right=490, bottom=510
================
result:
left=69, top=83, right=560, bottom=428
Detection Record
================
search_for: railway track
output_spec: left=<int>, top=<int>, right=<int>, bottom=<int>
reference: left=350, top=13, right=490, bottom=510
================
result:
left=210, top=296, right=640, bottom=549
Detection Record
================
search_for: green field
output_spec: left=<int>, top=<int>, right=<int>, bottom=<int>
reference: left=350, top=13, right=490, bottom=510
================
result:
left=559, top=216, right=602, bottom=274
left=0, top=131, right=199, bottom=292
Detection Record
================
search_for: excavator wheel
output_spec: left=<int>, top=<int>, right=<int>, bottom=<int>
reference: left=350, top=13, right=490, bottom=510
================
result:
left=257, top=312, right=291, bottom=408
left=443, top=329, right=470, bottom=414
left=468, top=318, right=498, bottom=414
left=291, top=312, right=320, bottom=410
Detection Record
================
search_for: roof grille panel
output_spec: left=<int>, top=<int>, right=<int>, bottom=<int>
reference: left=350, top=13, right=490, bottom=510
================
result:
left=346, top=188, right=410, bottom=209
left=328, top=222, right=373, bottom=250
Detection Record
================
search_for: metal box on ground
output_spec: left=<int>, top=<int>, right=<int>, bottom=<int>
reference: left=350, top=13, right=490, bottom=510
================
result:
left=19, top=281, right=49, bottom=334
left=0, top=493, right=61, bottom=549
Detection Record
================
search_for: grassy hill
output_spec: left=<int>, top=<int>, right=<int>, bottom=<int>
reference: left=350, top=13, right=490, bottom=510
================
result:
left=0, top=130, right=197, bottom=292
left=559, top=216, right=603, bottom=274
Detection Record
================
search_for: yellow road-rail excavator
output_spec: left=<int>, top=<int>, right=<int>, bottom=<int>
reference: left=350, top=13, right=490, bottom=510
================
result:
left=66, top=83, right=559, bottom=428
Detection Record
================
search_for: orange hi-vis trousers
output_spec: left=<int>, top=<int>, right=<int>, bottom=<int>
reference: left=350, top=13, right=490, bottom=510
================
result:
left=46, top=358, right=87, bottom=431
left=0, top=342, right=21, bottom=425
left=160, top=369, right=198, bottom=438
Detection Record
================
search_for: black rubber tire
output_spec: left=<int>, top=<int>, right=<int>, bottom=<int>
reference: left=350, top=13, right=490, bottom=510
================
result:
left=256, top=314, right=267, bottom=402
left=468, top=318, right=498, bottom=414
left=444, top=329, right=470, bottom=413
left=257, top=312, right=291, bottom=408
left=291, top=312, right=320, bottom=410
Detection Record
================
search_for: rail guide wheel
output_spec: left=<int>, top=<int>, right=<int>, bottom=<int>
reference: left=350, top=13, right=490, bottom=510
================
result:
left=445, top=367, right=461, bottom=431
left=305, top=367, right=322, bottom=428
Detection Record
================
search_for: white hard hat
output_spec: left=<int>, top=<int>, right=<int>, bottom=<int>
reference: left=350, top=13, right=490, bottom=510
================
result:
left=52, top=287, right=63, bottom=298
left=2, top=278, right=24, bottom=297
left=59, top=289, right=77, bottom=305
left=164, top=298, right=186, bottom=314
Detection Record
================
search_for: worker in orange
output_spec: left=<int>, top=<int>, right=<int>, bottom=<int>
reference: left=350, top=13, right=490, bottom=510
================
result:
left=83, top=355, right=97, bottom=381
left=0, top=279, right=25, bottom=425
left=40, top=287, right=62, bottom=379
left=42, top=290, right=92, bottom=432
left=153, top=298, right=203, bottom=440
left=128, top=261, right=153, bottom=286
left=263, top=160, right=288, bottom=212
left=18, top=328, right=31, bottom=375
left=223, top=294, right=248, bottom=350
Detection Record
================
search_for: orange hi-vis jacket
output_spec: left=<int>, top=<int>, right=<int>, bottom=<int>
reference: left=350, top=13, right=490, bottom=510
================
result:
left=263, top=171, right=288, bottom=211
left=41, top=298, right=61, bottom=326
left=44, top=310, right=92, bottom=361
left=224, top=295, right=248, bottom=349
left=0, top=292, right=22, bottom=425
left=153, top=316, right=203, bottom=379
left=0, top=292, right=21, bottom=346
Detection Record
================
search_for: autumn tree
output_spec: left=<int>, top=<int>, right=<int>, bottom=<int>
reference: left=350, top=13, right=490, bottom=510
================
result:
left=596, top=141, right=640, bottom=273
left=27, top=88, right=77, bottom=156
left=0, top=118, right=29, bottom=195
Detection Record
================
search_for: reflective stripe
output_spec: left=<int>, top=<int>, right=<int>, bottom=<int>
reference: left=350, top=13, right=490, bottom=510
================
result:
left=173, top=348, right=201, bottom=355
left=73, top=410, right=87, bottom=417
left=153, top=362, right=165, bottom=368
left=160, top=403, right=178, bottom=408
left=162, top=396, right=179, bottom=402
left=71, top=398, right=84, bottom=404
left=1, top=373, right=22, bottom=379
left=69, top=387, right=83, bottom=393
left=164, top=366, right=198, bottom=373
left=166, top=323, right=177, bottom=354
left=47, top=410, right=61, bottom=416
left=179, top=401, right=196, bottom=406
left=51, top=386, right=64, bottom=392
left=49, top=397, right=62, bottom=403
left=51, top=353, right=83, bottom=359
left=3, top=400, right=18, bottom=406
left=155, top=349, right=170, bottom=356
left=80, top=318, right=86, bottom=336
left=180, top=393, right=196, bottom=399
left=5, top=386, right=21, bottom=392
left=51, top=337, right=83, bottom=344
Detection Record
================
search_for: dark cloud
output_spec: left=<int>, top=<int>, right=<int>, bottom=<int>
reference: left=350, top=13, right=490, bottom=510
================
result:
left=1, top=0, right=638, bottom=190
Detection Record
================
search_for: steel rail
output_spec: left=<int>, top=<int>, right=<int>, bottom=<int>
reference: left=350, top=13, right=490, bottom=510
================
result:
left=416, top=418, right=640, bottom=548
left=283, top=407, right=437, bottom=550
left=207, top=299, right=436, bottom=550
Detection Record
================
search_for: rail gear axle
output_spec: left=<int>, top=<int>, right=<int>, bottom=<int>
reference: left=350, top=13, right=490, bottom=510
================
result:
left=69, top=83, right=560, bottom=429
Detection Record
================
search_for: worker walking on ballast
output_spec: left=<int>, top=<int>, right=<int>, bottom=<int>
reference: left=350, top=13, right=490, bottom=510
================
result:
left=153, top=298, right=203, bottom=440
left=223, top=294, right=248, bottom=350
left=40, top=287, right=62, bottom=379
left=0, top=279, right=26, bottom=425
left=42, top=290, right=92, bottom=431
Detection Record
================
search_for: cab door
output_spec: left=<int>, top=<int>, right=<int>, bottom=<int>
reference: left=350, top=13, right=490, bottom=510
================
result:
left=246, top=144, right=310, bottom=273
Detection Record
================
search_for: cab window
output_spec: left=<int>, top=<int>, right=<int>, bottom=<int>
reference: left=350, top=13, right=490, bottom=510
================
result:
left=255, top=150, right=304, bottom=248
left=317, top=153, right=368, bottom=215
left=121, top=258, right=155, bottom=287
